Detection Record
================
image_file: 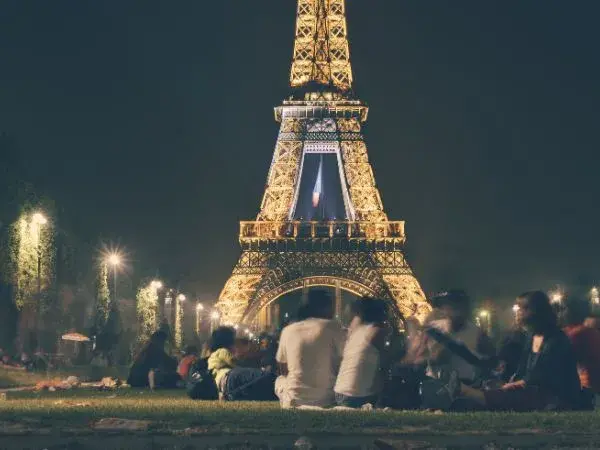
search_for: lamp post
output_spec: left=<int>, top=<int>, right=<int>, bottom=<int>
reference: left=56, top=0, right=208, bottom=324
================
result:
left=479, top=310, right=491, bottom=335
left=210, top=310, right=220, bottom=333
left=196, top=303, right=204, bottom=337
left=591, top=287, right=599, bottom=307
left=106, top=253, right=121, bottom=307
left=32, top=212, right=47, bottom=302
left=151, top=280, right=162, bottom=330
left=32, top=212, right=47, bottom=350
left=512, top=304, right=520, bottom=326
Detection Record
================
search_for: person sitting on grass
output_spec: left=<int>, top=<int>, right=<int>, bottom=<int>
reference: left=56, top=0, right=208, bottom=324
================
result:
left=561, top=296, right=600, bottom=406
left=177, top=345, right=199, bottom=380
left=207, top=326, right=275, bottom=401
left=440, top=291, right=582, bottom=411
left=426, top=290, right=496, bottom=385
left=275, top=289, right=346, bottom=408
left=127, top=331, right=180, bottom=389
left=334, top=298, right=389, bottom=408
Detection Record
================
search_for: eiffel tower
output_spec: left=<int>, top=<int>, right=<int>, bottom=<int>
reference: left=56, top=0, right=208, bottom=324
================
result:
left=216, top=0, right=430, bottom=328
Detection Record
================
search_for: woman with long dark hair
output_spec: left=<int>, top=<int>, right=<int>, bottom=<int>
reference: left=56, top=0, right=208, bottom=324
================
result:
left=127, top=331, right=179, bottom=388
left=443, top=291, right=582, bottom=411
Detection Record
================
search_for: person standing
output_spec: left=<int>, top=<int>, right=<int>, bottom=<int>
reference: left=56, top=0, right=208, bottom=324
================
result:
left=275, top=289, right=346, bottom=408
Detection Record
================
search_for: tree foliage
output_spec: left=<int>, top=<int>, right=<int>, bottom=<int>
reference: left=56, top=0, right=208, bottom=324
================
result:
left=174, top=298, right=184, bottom=350
left=136, top=282, right=158, bottom=344
left=95, top=262, right=110, bottom=330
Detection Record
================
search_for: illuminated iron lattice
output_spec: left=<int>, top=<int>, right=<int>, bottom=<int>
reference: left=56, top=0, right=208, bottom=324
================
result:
left=216, top=0, right=430, bottom=327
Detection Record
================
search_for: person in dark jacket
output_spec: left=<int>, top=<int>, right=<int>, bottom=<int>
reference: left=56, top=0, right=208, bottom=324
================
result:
left=442, top=291, right=582, bottom=411
left=127, top=331, right=179, bottom=388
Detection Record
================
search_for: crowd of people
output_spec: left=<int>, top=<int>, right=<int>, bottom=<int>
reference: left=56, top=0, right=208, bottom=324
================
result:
left=127, top=288, right=600, bottom=411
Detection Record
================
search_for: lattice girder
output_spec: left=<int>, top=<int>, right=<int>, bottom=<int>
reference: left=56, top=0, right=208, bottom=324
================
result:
left=290, top=0, right=353, bottom=92
left=217, top=247, right=428, bottom=326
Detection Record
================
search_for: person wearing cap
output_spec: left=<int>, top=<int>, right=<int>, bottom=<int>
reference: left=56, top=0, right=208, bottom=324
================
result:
left=426, top=290, right=496, bottom=385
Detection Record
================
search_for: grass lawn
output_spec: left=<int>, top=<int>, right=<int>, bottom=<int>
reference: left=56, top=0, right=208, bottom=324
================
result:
left=1, top=388, right=600, bottom=437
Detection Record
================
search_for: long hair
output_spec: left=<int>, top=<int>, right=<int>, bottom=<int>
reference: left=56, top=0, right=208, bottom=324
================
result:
left=134, top=330, right=167, bottom=363
left=517, top=291, right=558, bottom=334
left=210, top=326, right=236, bottom=352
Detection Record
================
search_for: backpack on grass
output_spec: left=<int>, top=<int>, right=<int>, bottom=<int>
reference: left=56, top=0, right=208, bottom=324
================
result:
left=186, top=358, right=218, bottom=400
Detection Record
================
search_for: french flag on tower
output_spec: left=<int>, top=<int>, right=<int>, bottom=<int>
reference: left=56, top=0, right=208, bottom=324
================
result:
left=312, top=156, right=323, bottom=208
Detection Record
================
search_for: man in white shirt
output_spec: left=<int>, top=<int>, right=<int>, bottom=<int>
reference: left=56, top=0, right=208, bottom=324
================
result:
left=275, top=289, right=346, bottom=408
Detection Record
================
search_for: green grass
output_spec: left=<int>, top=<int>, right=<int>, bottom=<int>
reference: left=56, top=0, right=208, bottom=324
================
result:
left=1, top=389, right=599, bottom=436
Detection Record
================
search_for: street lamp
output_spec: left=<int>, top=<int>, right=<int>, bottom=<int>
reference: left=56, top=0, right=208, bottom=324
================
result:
left=31, top=212, right=48, bottom=299
left=591, top=287, right=599, bottom=305
left=32, top=212, right=48, bottom=347
left=209, top=310, right=220, bottom=333
left=32, top=212, right=47, bottom=226
left=479, top=310, right=491, bottom=335
left=151, top=280, right=163, bottom=290
left=195, top=303, right=204, bottom=337
left=177, top=294, right=186, bottom=302
left=106, top=253, right=122, bottom=306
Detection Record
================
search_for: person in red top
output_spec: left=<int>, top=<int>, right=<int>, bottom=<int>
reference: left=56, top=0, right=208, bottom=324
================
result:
left=177, top=346, right=198, bottom=380
left=561, top=297, right=600, bottom=395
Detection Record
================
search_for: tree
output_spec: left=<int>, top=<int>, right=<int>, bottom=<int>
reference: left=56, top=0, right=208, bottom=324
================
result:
left=95, top=262, right=111, bottom=330
left=136, top=281, right=159, bottom=345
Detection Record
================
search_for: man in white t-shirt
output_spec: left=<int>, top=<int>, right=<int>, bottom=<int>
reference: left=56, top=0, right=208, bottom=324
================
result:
left=275, top=289, right=346, bottom=408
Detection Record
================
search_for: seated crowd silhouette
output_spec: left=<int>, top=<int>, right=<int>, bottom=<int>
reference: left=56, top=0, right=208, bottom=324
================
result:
left=128, top=288, right=600, bottom=411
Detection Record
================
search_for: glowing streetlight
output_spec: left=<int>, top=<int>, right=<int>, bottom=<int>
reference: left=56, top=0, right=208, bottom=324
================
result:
left=479, top=310, right=489, bottom=318
left=195, top=303, right=204, bottom=337
left=151, top=280, right=163, bottom=290
left=105, top=252, right=122, bottom=305
left=551, top=292, right=563, bottom=304
left=177, top=294, right=186, bottom=302
left=591, top=287, right=599, bottom=305
left=512, top=304, right=520, bottom=313
left=32, top=212, right=47, bottom=225
left=107, top=253, right=121, bottom=267
left=31, top=212, right=48, bottom=298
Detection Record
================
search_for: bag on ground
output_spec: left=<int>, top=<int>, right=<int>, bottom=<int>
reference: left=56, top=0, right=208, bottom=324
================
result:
left=186, top=358, right=219, bottom=400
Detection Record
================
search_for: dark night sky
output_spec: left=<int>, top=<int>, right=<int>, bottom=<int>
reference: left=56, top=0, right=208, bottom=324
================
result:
left=1, top=1, right=599, bottom=305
